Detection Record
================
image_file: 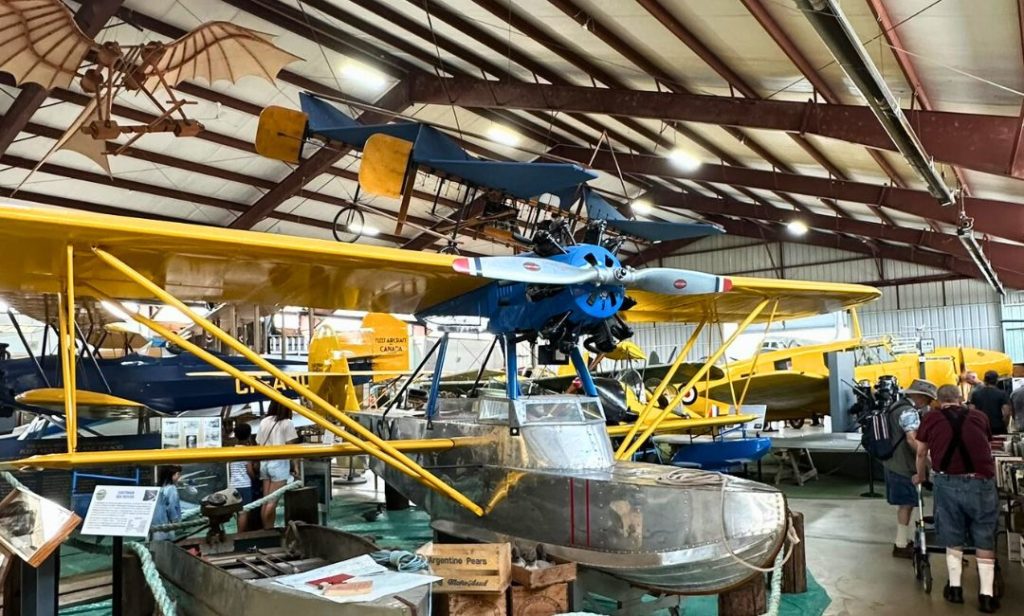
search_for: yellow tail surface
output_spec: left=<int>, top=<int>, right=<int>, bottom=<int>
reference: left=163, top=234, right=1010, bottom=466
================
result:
left=307, top=313, right=411, bottom=411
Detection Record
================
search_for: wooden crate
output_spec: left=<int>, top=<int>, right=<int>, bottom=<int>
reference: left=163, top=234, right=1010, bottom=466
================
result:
left=510, top=583, right=569, bottom=616
left=510, top=559, right=576, bottom=589
left=418, top=542, right=511, bottom=594
left=437, top=591, right=507, bottom=616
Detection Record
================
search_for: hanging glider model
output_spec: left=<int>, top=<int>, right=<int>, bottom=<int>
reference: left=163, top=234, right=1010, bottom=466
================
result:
left=0, top=0, right=301, bottom=174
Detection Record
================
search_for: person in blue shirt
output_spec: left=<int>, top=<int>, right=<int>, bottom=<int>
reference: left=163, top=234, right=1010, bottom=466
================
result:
left=151, top=465, right=182, bottom=541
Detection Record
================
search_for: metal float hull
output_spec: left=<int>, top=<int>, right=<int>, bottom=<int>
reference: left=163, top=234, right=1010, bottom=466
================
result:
left=354, top=396, right=786, bottom=594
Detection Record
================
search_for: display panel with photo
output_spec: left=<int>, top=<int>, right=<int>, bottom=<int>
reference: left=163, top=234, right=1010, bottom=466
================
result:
left=0, top=488, right=80, bottom=567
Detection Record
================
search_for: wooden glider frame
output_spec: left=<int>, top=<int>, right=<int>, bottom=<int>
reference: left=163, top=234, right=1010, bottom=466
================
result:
left=9, top=246, right=485, bottom=517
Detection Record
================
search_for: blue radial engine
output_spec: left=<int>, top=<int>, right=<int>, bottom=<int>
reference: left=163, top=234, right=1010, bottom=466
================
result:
left=419, top=222, right=636, bottom=356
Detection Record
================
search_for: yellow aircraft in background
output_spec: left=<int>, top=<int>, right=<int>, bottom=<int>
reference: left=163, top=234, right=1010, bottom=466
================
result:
left=682, top=311, right=1012, bottom=427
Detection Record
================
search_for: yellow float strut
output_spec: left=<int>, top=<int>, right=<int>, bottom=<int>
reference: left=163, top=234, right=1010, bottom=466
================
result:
left=2, top=439, right=477, bottom=472
left=615, top=298, right=770, bottom=460
left=90, top=247, right=484, bottom=517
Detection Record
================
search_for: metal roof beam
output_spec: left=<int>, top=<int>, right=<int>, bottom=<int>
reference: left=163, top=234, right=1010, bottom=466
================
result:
left=552, top=146, right=1024, bottom=244
left=408, top=76, right=1024, bottom=179
left=645, top=189, right=1024, bottom=274
left=0, top=0, right=123, bottom=156
left=698, top=219, right=1024, bottom=289
left=739, top=0, right=907, bottom=191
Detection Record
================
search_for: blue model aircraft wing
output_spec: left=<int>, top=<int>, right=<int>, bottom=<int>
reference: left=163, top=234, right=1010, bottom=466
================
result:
left=301, top=93, right=597, bottom=200
left=582, top=189, right=724, bottom=241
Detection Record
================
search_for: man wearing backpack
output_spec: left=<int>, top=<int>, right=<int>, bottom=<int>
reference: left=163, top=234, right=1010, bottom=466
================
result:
left=880, top=379, right=936, bottom=558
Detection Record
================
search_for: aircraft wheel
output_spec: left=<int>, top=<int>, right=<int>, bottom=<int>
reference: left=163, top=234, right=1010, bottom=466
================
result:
left=332, top=205, right=366, bottom=243
left=787, top=419, right=805, bottom=430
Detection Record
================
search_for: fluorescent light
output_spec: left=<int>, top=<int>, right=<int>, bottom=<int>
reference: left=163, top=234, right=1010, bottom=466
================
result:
left=486, top=125, right=520, bottom=146
left=787, top=220, right=809, bottom=236
left=668, top=149, right=701, bottom=171
left=347, top=222, right=380, bottom=237
left=340, top=62, right=387, bottom=89
left=631, top=199, right=653, bottom=214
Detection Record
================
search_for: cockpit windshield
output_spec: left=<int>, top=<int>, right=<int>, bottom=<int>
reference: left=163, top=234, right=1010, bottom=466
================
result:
left=855, top=344, right=897, bottom=366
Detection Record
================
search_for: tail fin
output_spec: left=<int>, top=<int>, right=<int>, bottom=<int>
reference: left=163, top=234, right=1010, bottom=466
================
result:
left=307, top=313, right=411, bottom=410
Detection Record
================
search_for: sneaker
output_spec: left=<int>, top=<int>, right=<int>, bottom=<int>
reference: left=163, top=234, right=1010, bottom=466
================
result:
left=891, top=543, right=914, bottom=559
left=978, top=594, right=1000, bottom=613
left=943, top=584, right=964, bottom=604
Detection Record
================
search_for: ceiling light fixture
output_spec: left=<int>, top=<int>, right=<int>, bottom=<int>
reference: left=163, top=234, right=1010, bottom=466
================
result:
left=787, top=220, right=809, bottom=236
left=347, top=223, right=380, bottom=237
left=340, top=61, right=387, bottom=89
left=668, top=149, right=701, bottom=171
left=631, top=199, right=653, bottom=215
left=486, top=125, right=520, bottom=147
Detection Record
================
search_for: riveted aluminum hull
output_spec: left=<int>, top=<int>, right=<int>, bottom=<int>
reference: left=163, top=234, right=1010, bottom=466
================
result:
left=353, top=399, right=786, bottom=594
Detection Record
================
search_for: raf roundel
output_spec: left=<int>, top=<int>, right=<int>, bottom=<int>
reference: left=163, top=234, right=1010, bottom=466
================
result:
left=523, top=261, right=541, bottom=272
left=673, top=279, right=687, bottom=290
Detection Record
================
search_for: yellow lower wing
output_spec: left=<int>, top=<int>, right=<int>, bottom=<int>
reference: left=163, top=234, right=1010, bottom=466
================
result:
left=15, top=388, right=160, bottom=419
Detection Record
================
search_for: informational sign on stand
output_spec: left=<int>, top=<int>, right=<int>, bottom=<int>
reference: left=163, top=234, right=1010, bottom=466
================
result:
left=80, top=486, right=160, bottom=538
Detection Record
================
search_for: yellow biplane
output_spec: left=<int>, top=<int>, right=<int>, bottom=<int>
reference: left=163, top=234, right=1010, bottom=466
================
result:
left=678, top=311, right=1012, bottom=427
left=0, top=203, right=879, bottom=516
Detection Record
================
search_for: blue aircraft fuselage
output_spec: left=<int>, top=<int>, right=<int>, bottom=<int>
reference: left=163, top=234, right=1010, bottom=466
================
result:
left=0, top=351, right=353, bottom=414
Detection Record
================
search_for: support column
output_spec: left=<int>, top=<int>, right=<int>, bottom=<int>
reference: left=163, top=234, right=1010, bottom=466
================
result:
left=826, top=350, right=856, bottom=432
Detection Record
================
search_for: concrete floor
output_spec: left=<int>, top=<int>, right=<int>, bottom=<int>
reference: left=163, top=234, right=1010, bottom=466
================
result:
left=799, top=496, right=1022, bottom=615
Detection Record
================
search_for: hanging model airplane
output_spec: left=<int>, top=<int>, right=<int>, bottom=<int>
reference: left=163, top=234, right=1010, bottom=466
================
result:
left=255, top=92, right=725, bottom=246
left=0, top=0, right=301, bottom=175
left=0, top=200, right=880, bottom=593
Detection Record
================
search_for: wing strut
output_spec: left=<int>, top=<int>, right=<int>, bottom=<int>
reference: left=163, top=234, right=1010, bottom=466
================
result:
left=88, top=248, right=484, bottom=517
left=58, top=245, right=79, bottom=453
left=615, top=299, right=771, bottom=460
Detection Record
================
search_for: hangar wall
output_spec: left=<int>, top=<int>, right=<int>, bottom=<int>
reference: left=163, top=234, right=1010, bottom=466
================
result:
left=630, top=235, right=1005, bottom=360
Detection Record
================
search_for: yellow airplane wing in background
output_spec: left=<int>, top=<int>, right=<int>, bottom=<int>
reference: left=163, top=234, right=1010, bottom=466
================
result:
left=625, top=277, right=880, bottom=323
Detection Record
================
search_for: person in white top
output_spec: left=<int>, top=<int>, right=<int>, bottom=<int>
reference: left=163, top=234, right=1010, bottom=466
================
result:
left=228, top=422, right=258, bottom=532
left=255, top=401, right=300, bottom=529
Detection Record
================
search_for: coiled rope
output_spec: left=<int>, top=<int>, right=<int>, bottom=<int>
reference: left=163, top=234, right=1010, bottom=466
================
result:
left=371, top=549, right=430, bottom=572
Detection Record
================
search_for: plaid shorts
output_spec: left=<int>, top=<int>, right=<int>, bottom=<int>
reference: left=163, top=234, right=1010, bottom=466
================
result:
left=932, top=474, right=998, bottom=551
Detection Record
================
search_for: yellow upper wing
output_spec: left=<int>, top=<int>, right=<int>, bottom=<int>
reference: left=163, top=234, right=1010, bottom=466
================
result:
left=626, top=277, right=880, bottom=323
left=0, top=204, right=487, bottom=314
left=0, top=204, right=879, bottom=320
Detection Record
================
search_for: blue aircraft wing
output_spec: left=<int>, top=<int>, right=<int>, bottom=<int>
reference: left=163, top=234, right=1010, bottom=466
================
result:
left=301, top=93, right=597, bottom=200
left=582, top=188, right=723, bottom=241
